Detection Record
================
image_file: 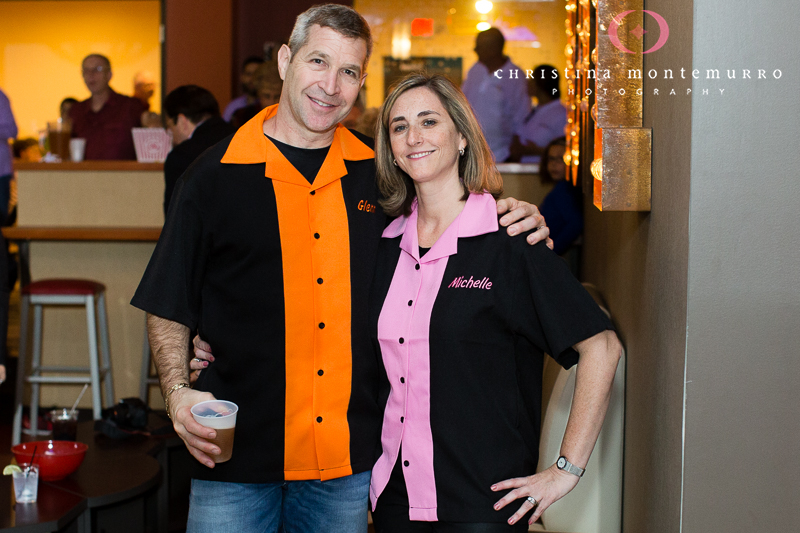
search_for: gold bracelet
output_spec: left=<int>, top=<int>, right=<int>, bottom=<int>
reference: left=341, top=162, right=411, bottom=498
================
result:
left=164, top=382, right=190, bottom=420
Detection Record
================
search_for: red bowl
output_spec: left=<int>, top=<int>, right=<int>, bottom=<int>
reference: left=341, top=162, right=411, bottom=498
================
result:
left=12, top=440, right=88, bottom=481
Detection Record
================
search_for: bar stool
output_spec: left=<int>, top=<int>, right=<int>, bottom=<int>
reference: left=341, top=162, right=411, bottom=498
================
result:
left=12, top=279, right=115, bottom=445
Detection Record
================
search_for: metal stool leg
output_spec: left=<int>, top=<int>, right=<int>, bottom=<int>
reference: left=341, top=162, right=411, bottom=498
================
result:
left=85, top=295, right=103, bottom=420
left=12, top=295, right=30, bottom=445
left=97, top=293, right=114, bottom=406
left=29, top=303, right=44, bottom=435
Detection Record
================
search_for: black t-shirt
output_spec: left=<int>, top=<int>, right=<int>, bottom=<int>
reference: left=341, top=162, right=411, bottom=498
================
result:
left=267, top=135, right=330, bottom=185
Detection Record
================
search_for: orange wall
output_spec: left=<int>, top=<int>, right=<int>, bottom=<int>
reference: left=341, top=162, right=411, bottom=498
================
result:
left=0, top=1, right=161, bottom=139
left=165, top=0, right=233, bottom=111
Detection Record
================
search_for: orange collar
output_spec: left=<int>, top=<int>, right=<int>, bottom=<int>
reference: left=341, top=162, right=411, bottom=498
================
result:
left=220, top=104, right=374, bottom=190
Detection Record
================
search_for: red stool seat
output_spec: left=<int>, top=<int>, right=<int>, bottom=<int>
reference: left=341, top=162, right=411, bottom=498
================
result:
left=22, top=279, right=106, bottom=296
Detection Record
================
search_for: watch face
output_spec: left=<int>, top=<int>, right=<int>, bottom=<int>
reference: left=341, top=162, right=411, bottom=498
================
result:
left=557, top=457, right=566, bottom=469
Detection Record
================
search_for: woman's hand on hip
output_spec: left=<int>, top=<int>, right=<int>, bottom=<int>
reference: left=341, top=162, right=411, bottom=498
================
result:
left=491, top=464, right=580, bottom=526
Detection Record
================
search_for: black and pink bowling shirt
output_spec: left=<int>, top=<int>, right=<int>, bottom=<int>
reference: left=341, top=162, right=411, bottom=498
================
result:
left=368, top=192, right=613, bottom=523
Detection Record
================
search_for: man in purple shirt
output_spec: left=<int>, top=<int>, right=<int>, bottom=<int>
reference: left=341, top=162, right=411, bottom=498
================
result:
left=0, top=88, right=17, bottom=223
left=69, top=54, right=145, bottom=160
left=222, top=56, right=264, bottom=122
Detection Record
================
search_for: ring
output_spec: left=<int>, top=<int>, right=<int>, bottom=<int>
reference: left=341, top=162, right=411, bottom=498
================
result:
left=193, top=358, right=202, bottom=362
left=526, top=496, right=538, bottom=506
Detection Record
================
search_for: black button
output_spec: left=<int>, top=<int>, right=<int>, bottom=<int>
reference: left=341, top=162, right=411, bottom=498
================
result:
left=317, top=278, right=323, bottom=284
left=310, top=190, right=316, bottom=195
left=318, top=369, right=324, bottom=376
left=400, top=416, right=404, bottom=423
left=314, top=233, right=320, bottom=239
left=407, top=300, right=413, bottom=306
left=316, top=416, right=323, bottom=423
left=399, top=338, right=404, bottom=344
left=415, top=264, right=420, bottom=270
left=400, top=377, right=405, bottom=383
left=403, top=460, right=410, bottom=467
left=319, top=323, right=325, bottom=329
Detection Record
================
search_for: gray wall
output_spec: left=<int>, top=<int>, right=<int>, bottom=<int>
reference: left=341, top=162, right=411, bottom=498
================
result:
left=683, top=0, right=800, bottom=531
left=581, top=1, right=800, bottom=531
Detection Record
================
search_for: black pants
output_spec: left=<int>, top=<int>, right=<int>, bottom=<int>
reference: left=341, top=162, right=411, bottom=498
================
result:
left=372, top=506, right=529, bottom=533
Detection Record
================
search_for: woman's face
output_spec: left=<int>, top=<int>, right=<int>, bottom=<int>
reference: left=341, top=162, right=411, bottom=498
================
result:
left=546, top=144, right=567, bottom=181
left=388, top=87, right=466, bottom=186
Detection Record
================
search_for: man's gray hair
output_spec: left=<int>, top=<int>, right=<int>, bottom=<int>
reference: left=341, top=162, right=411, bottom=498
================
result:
left=288, top=4, right=373, bottom=69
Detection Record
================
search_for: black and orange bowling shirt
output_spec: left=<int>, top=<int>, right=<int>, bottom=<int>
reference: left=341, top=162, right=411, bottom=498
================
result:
left=132, top=105, right=387, bottom=483
left=368, top=193, right=613, bottom=523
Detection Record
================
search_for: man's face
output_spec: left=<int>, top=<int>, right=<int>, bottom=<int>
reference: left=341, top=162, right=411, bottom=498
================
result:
left=241, top=62, right=261, bottom=96
left=165, top=115, right=189, bottom=145
left=278, top=25, right=367, bottom=136
left=82, top=56, right=112, bottom=95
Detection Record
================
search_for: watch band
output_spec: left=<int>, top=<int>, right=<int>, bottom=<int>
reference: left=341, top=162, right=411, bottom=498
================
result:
left=556, top=456, right=585, bottom=477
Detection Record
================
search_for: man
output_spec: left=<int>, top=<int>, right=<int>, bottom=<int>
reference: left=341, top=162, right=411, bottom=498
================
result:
left=462, top=27, right=530, bottom=162
left=222, top=56, right=265, bottom=122
left=132, top=5, right=547, bottom=532
left=69, top=54, right=146, bottom=160
left=509, top=65, right=568, bottom=164
left=162, top=85, right=235, bottom=214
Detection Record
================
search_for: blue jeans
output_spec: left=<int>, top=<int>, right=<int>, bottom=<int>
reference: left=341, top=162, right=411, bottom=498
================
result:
left=186, top=470, right=371, bottom=533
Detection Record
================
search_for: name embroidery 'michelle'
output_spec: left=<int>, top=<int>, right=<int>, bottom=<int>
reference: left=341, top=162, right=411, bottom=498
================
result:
left=448, top=276, right=493, bottom=290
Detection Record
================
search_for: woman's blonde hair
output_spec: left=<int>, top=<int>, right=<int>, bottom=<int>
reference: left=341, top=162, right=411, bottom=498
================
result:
left=375, top=74, right=503, bottom=217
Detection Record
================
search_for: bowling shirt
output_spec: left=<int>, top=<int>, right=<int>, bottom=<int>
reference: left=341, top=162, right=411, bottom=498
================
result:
left=132, top=105, right=387, bottom=483
left=368, top=192, right=613, bottom=523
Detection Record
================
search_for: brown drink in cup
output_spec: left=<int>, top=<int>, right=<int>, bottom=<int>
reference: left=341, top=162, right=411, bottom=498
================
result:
left=190, top=400, right=238, bottom=463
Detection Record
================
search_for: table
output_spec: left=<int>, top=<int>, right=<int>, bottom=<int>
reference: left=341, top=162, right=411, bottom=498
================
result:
left=2, top=227, right=161, bottom=288
left=1, top=414, right=186, bottom=533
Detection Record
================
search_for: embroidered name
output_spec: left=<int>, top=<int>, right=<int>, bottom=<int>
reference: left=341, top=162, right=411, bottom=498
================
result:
left=357, top=199, right=376, bottom=213
left=448, top=276, right=492, bottom=290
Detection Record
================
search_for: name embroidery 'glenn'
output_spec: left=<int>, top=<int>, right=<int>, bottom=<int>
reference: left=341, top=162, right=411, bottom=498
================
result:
left=448, top=276, right=493, bottom=290
left=357, top=199, right=376, bottom=212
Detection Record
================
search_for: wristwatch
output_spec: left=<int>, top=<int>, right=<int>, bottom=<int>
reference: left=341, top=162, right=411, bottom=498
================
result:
left=556, top=456, right=585, bottom=477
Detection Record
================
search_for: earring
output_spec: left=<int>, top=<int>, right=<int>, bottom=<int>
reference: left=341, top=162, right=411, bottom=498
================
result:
left=459, top=147, right=465, bottom=156
left=393, top=159, right=398, bottom=166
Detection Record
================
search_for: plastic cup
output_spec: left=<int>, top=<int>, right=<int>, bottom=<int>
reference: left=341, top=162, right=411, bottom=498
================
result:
left=12, top=464, right=39, bottom=504
left=69, top=138, right=86, bottom=162
left=190, top=400, right=238, bottom=463
left=50, top=408, right=79, bottom=441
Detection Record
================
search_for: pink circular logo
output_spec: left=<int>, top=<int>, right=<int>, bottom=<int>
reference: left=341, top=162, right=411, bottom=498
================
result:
left=609, top=10, right=670, bottom=54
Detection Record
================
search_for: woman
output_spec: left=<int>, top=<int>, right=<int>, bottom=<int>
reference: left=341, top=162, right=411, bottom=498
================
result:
left=537, top=137, right=583, bottom=256
left=366, top=74, right=620, bottom=532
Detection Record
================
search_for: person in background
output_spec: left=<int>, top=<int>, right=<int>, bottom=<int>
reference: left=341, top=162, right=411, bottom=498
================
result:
left=0, top=88, right=17, bottom=224
left=509, top=65, right=567, bottom=164
left=230, top=61, right=283, bottom=129
left=222, top=56, right=265, bottom=122
left=13, top=138, right=41, bottom=162
left=162, top=85, right=235, bottom=215
left=133, top=71, right=156, bottom=110
left=0, top=88, right=14, bottom=386
left=69, top=54, right=146, bottom=160
left=341, top=90, right=365, bottom=129
left=537, top=137, right=582, bottom=257
left=60, top=97, right=79, bottom=124
left=462, top=27, right=530, bottom=162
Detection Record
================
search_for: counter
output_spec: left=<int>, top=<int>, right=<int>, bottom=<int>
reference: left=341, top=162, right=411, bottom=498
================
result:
left=13, top=162, right=164, bottom=408
left=497, top=162, right=552, bottom=207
